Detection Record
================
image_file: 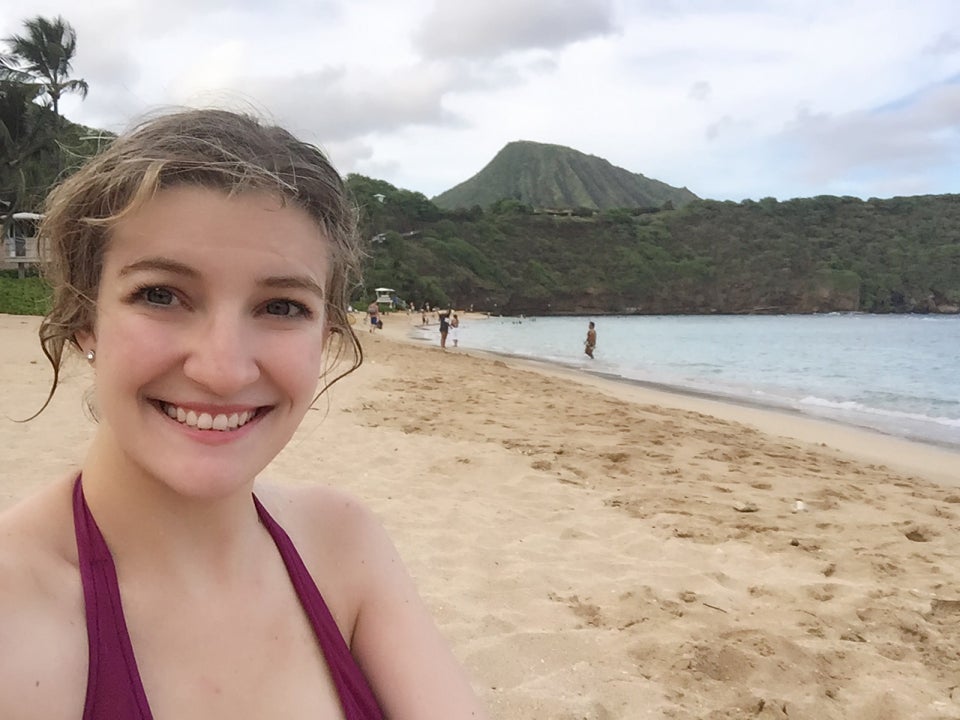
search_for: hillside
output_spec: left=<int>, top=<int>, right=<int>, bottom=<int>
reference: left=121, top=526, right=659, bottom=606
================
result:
left=350, top=173, right=960, bottom=315
left=431, top=141, right=698, bottom=211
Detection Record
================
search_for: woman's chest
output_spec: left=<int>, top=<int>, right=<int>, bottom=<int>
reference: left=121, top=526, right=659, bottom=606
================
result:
left=123, top=585, right=349, bottom=720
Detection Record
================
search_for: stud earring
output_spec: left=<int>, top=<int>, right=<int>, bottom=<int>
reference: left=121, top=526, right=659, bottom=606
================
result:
left=86, top=349, right=96, bottom=363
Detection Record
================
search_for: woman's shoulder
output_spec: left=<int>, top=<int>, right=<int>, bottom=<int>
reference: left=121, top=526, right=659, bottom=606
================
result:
left=253, top=482, right=392, bottom=583
left=0, top=475, right=78, bottom=574
left=0, top=476, right=80, bottom=608
left=255, top=482, right=381, bottom=541
left=0, top=477, right=87, bottom=718
left=253, top=482, right=395, bottom=637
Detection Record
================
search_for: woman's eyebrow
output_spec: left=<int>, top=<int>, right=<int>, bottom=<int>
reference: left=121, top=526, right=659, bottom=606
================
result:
left=118, top=257, right=199, bottom=278
left=259, top=275, right=326, bottom=299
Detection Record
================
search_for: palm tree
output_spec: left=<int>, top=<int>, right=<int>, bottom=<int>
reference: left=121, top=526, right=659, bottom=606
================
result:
left=1, top=80, right=57, bottom=247
left=1, top=15, right=88, bottom=120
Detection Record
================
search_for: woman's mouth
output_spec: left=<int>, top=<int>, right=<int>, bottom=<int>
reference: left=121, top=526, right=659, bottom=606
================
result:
left=155, top=401, right=267, bottom=432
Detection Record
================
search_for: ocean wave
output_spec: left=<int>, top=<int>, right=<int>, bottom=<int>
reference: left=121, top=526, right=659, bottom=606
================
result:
left=797, top=395, right=960, bottom=429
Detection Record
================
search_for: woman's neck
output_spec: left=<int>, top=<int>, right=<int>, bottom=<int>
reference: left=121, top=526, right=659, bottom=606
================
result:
left=79, top=429, right=267, bottom=585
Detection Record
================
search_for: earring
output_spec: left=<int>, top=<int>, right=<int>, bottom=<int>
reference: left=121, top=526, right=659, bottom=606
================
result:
left=86, top=349, right=96, bottom=363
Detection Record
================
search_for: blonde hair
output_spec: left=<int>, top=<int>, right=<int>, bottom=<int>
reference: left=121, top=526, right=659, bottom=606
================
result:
left=35, top=108, right=363, bottom=416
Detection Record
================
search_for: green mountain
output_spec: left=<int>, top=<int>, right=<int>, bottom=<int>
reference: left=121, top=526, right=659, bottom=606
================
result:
left=432, top=140, right=698, bottom=211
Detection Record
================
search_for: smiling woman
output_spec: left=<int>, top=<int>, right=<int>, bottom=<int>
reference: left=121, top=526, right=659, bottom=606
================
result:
left=0, top=109, right=487, bottom=720
left=78, top=187, right=333, bottom=500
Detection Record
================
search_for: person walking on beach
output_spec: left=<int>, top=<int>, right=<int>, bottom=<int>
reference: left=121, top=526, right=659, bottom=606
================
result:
left=367, top=299, right=380, bottom=332
left=439, top=310, right=451, bottom=349
left=0, top=108, right=486, bottom=720
left=585, top=321, right=597, bottom=359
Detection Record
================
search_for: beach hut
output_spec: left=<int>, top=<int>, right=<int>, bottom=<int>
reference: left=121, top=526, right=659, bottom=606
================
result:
left=2, top=212, right=44, bottom=278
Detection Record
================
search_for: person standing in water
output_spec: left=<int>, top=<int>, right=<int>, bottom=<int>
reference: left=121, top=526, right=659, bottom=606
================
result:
left=584, top=321, right=597, bottom=359
left=439, top=310, right=450, bottom=349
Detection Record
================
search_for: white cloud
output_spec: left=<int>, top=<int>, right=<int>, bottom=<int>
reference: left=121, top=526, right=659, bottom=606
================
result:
left=924, top=32, right=960, bottom=57
left=780, top=81, right=960, bottom=190
left=413, top=0, right=617, bottom=59
left=688, top=81, right=710, bottom=102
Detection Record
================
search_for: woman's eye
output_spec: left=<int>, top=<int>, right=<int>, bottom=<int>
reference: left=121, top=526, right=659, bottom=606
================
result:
left=141, top=287, right=175, bottom=306
left=264, top=299, right=308, bottom=317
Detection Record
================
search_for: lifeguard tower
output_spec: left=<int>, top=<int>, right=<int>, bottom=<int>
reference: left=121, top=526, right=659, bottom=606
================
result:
left=2, top=212, right=44, bottom=278
left=374, top=287, right=396, bottom=308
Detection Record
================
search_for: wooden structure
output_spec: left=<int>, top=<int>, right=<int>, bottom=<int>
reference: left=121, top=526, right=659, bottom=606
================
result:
left=374, top=287, right=396, bottom=307
left=2, top=212, right=44, bottom=278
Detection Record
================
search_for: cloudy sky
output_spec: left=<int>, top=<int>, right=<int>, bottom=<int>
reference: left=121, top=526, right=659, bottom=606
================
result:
left=3, top=0, right=959, bottom=202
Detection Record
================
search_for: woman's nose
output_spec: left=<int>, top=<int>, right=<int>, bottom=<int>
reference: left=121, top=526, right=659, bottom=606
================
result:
left=181, top=311, right=260, bottom=396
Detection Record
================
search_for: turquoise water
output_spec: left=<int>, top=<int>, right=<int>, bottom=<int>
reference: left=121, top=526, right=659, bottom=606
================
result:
left=413, top=314, right=960, bottom=450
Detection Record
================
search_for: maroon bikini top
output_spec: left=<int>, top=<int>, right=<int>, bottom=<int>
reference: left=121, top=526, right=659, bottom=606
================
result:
left=72, top=477, right=383, bottom=719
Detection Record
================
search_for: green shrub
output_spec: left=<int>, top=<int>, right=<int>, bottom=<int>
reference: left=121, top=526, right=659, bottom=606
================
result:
left=0, top=276, right=52, bottom=315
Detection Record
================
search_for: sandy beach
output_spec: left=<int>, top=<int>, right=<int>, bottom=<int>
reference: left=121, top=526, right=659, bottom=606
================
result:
left=3, top=311, right=960, bottom=720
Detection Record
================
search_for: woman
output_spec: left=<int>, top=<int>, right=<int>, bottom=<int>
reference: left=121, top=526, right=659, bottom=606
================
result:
left=0, top=109, right=486, bottom=720
left=438, top=311, right=450, bottom=349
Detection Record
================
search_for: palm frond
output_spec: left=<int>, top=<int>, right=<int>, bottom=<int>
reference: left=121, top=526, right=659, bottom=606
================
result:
left=60, top=78, right=89, bottom=99
left=2, top=15, right=86, bottom=106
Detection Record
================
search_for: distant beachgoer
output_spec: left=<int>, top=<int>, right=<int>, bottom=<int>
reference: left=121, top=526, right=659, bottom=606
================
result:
left=584, top=321, right=597, bottom=359
left=450, top=313, right=460, bottom=348
left=439, top=311, right=450, bottom=349
left=367, top=300, right=380, bottom=333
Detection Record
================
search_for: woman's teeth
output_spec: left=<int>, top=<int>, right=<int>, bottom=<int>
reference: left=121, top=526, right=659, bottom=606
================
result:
left=162, top=403, right=256, bottom=431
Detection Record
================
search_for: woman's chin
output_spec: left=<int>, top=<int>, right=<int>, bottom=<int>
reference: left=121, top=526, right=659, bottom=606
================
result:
left=142, top=461, right=261, bottom=501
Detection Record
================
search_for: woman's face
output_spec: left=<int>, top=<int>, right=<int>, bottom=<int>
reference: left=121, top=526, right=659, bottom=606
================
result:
left=80, top=185, right=331, bottom=498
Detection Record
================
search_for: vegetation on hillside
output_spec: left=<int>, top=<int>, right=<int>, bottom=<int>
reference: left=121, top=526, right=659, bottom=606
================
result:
left=432, top=140, right=698, bottom=212
left=355, top=177, right=960, bottom=315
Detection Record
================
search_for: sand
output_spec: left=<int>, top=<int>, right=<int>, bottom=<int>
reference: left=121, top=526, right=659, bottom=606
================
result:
left=3, top=311, right=960, bottom=720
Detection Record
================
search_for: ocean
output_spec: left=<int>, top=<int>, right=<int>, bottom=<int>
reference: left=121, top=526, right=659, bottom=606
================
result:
left=411, top=314, right=960, bottom=451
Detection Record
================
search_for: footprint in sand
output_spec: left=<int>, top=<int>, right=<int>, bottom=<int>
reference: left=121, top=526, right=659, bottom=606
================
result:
left=903, top=525, right=936, bottom=542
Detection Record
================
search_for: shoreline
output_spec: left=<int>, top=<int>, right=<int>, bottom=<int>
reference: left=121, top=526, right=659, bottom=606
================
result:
left=469, top=346, right=960, bottom=452
left=400, top=312, right=960, bottom=454
left=382, top=312, right=960, bottom=488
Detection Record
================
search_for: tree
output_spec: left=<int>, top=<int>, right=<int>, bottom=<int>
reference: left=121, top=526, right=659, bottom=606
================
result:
left=1, top=15, right=89, bottom=120
left=0, top=80, right=57, bottom=220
